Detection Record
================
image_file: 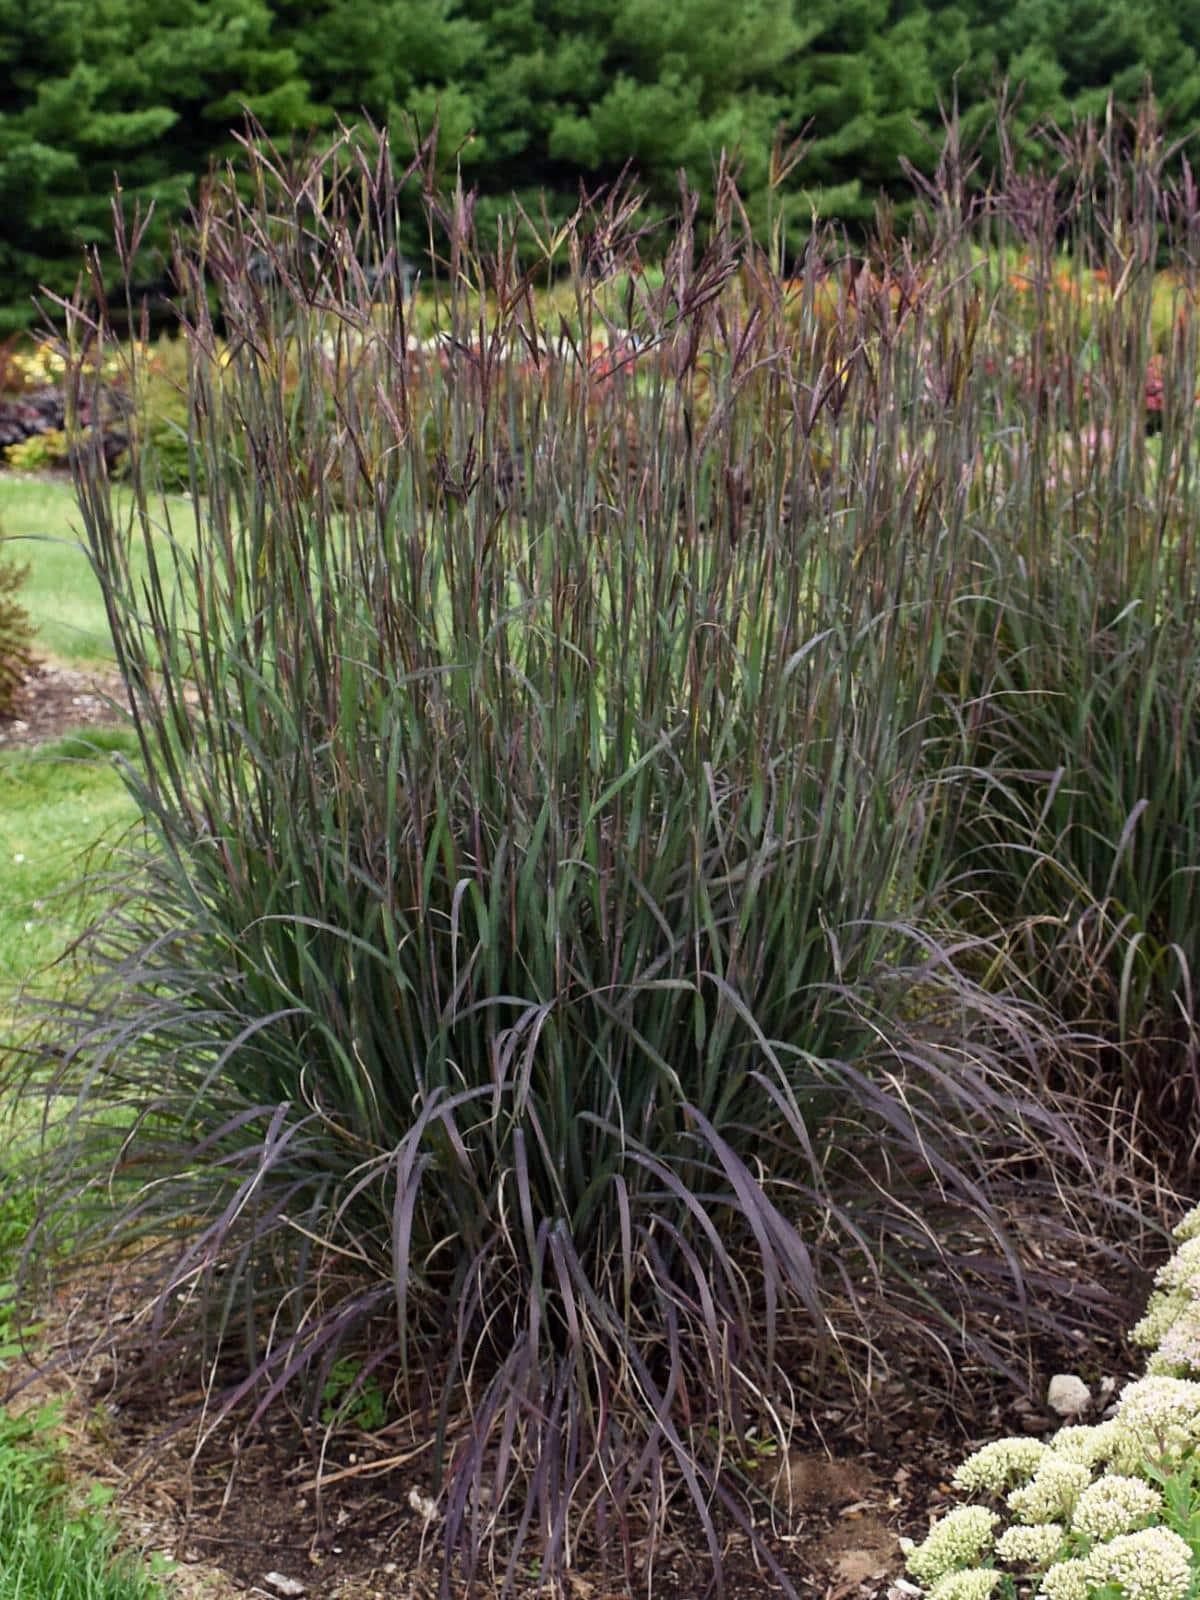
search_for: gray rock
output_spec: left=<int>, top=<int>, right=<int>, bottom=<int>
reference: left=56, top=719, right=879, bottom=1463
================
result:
left=1047, top=1373, right=1092, bottom=1419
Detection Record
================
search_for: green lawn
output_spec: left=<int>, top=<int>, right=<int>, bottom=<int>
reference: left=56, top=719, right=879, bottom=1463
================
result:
left=0, top=475, right=112, bottom=663
left=0, top=474, right=191, bottom=666
left=0, top=732, right=138, bottom=992
left=0, top=475, right=163, bottom=1598
left=0, top=735, right=152, bottom=1600
left=0, top=1167, right=165, bottom=1600
left=0, top=474, right=144, bottom=997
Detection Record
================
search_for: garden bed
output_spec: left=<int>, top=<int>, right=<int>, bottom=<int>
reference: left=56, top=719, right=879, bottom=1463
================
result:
left=5, top=1243, right=1138, bottom=1600
left=0, top=1370, right=1045, bottom=1598
left=0, top=659, right=126, bottom=749
left=4, top=110, right=1199, bottom=1600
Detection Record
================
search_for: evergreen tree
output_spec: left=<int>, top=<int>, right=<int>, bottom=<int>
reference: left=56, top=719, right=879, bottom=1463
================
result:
left=5, top=0, right=1200, bottom=328
left=0, top=0, right=315, bottom=329
left=272, top=0, right=483, bottom=128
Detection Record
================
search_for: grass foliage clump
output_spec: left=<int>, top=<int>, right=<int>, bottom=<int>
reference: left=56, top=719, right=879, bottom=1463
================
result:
left=17, top=109, right=1200, bottom=1589
left=928, top=111, right=1200, bottom=1146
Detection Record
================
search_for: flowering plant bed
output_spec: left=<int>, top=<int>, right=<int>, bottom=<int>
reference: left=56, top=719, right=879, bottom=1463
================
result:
left=902, top=1207, right=1200, bottom=1600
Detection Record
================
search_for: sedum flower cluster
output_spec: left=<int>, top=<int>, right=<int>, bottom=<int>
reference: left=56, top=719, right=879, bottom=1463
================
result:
left=1049, top=1422, right=1122, bottom=1469
left=1109, top=1376, right=1200, bottom=1467
left=995, top=1523, right=1064, bottom=1564
left=1035, top=1537, right=1194, bottom=1600
left=1007, top=1457, right=1091, bottom=1524
left=1069, top=1474, right=1161, bottom=1540
left=954, top=1438, right=1048, bottom=1495
left=1131, top=1205, right=1200, bottom=1380
left=902, top=1201, right=1200, bottom=1600
left=1148, top=1311, right=1200, bottom=1377
left=901, top=1506, right=1000, bottom=1584
left=928, top=1570, right=1003, bottom=1600
left=1081, top=1526, right=1192, bottom=1600
left=1039, top=1559, right=1089, bottom=1600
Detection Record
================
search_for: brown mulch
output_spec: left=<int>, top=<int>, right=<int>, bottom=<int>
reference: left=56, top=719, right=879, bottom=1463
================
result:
left=0, top=658, right=127, bottom=748
left=7, top=1295, right=1139, bottom=1600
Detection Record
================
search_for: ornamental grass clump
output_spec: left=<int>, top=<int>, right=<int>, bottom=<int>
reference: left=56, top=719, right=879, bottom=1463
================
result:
left=11, top=126, right=1117, bottom=1592
left=928, top=107, right=1200, bottom=1159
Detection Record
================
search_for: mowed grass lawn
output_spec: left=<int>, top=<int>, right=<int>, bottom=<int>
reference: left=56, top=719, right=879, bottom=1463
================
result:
left=0, top=475, right=165, bottom=1598
left=0, top=474, right=145, bottom=1008
left=0, top=470, right=141, bottom=1037
left=0, top=473, right=193, bottom=664
left=0, top=731, right=139, bottom=992
left=0, top=467, right=199, bottom=982
left=1, top=474, right=115, bottom=663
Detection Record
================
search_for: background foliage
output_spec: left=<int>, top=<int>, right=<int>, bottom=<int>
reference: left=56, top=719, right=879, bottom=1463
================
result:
left=6, top=0, right=1200, bottom=326
left=0, top=539, right=34, bottom=718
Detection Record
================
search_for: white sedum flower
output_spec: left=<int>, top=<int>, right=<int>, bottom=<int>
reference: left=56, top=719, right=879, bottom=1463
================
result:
left=1147, top=1304, right=1200, bottom=1377
left=1111, top=1376, right=1200, bottom=1467
left=906, top=1201, right=1200, bottom=1600
left=904, top=1506, right=1000, bottom=1584
left=1070, top=1473, right=1161, bottom=1539
left=1007, top=1456, right=1091, bottom=1524
left=1051, top=1421, right=1123, bottom=1469
left=1038, top=1558, right=1090, bottom=1600
left=1113, top=1375, right=1200, bottom=1426
left=929, top=1570, right=1003, bottom=1600
left=953, top=1437, right=1048, bottom=1494
left=1082, top=1525, right=1192, bottom=1600
left=996, top=1521, right=1066, bottom=1566
left=1131, top=1290, right=1191, bottom=1350
left=1155, top=1236, right=1200, bottom=1294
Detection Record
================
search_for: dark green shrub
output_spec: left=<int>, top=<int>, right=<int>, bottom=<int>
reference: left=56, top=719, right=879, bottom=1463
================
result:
left=11, top=0, right=1200, bottom=326
left=0, top=539, right=35, bottom=718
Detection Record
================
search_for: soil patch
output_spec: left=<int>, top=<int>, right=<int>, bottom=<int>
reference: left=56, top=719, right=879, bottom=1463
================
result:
left=11, top=1319, right=1135, bottom=1600
left=0, top=658, right=127, bottom=748
left=4, top=1212, right=1151, bottom=1598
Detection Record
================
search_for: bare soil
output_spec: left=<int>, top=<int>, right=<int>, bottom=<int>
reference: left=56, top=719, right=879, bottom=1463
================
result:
left=7, top=1301, right=1137, bottom=1600
left=0, top=658, right=127, bottom=748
